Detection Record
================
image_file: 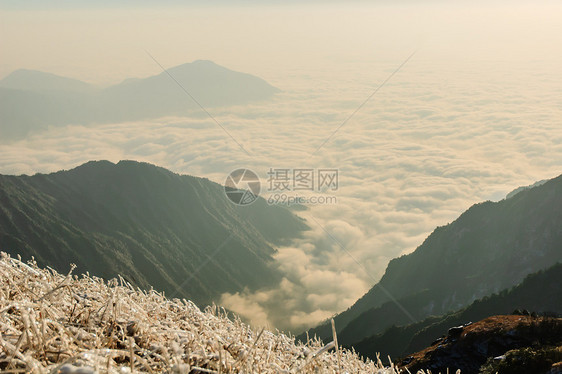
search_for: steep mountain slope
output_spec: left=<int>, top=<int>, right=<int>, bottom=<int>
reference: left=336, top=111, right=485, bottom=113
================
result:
left=0, top=160, right=307, bottom=305
left=352, top=262, right=562, bottom=362
left=0, top=61, right=279, bottom=139
left=302, top=173, right=562, bottom=345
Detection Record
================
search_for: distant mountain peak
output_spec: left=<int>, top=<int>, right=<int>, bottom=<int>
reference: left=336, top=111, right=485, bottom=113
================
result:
left=64, top=160, right=180, bottom=183
left=191, top=59, right=216, bottom=65
left=0, top=69, right=95, bottom=93
left=1, top=61, right=279, bottom=139
left=165, top=59, right=238, bottom=76
left=66, top=159, right=116, bottom=173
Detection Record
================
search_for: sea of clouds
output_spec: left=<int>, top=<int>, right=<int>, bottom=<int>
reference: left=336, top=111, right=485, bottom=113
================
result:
left=1, top=58, right=561, bottom=331
left=1, top=2, right=561, bottom=332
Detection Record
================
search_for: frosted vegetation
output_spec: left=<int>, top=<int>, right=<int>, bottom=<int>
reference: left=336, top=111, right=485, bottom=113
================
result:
left=0, top=252, right=423, bottom=373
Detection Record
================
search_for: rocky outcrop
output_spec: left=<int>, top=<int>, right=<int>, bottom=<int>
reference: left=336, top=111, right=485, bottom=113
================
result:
left=400, top=315, right=562, bottom=374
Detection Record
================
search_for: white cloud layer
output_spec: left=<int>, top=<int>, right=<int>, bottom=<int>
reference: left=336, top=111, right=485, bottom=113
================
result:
left=1, top=2, right=561, bottom=332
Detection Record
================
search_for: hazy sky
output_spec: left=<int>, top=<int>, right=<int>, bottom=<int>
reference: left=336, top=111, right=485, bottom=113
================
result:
left=1, top=1, right=561, bottom=332
left=2, top=1, right=561, bottom=85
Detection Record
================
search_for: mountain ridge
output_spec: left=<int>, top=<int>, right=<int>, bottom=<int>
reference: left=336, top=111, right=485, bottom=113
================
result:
left=351, top=261, right=562, bottom=363
left=301, top=172, right=562, bottom=346
left=0, top=61, right=279, bottom=139
left=0, top=160, right=307, bottom=305
left=0, top=68, right=96, bottom=93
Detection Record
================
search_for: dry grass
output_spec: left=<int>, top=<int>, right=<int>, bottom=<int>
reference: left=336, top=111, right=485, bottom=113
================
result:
left=0, top=252, right=410, bottom=373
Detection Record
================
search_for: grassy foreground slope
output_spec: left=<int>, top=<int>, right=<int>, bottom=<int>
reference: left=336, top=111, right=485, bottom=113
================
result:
left=0, top=252, right=402, bottom=374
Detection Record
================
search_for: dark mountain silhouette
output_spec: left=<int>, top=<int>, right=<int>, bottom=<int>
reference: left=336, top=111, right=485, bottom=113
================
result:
left=0, top=160, right=307, bottom=305
left=0, top=61, right=279, bottom=139
left=301, top=173, right=562, bottom=347
left=351, top=262, right=562, bottom=363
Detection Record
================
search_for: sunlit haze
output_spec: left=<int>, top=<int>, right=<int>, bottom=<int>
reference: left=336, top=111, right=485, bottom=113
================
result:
left=1, top=0, right=561, bottom=332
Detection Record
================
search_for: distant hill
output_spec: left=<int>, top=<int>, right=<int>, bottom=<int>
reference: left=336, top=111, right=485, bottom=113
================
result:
left=0, top=160, right=307, bottom=305
left=351, top=262, right=562, bottom=362
left=0, top=61, right=279, bottom=139
left=99, top=60, right=279, bottom=122
left=301, top=173, right=562, bottom=346
left=0, top=69, right=96, bottom=93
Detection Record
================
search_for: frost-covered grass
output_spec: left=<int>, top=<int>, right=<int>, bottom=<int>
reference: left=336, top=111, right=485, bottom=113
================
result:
left=0, top=252, right=410, bottom=373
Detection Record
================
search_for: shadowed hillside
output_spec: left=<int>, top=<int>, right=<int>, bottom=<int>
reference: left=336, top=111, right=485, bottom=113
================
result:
left=0, top=160, right=306, bottom=305
left=352, top=262, right=562, bottom=363
left=301, top=174, right=562, bottom=346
